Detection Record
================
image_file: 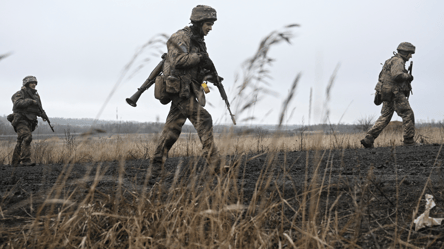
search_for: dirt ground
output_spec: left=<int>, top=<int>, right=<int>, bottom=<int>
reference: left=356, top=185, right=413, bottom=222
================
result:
left=1, top=143, right=444, bottom=248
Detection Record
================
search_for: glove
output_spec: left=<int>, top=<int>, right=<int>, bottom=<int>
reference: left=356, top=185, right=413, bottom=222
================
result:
left=25, top=99, right=38, bottom=106
left=41, top=111, right=49, bottom=120
left=199, top=53, right=213, bottom=70
left=407, top=74, right=414, bottom=82
left=199, top=52, right=209, bottom=61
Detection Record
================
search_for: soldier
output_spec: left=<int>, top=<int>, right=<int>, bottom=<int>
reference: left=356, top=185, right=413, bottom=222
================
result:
left=152, top=5, right=224, bottom=173
left=361, top=42, right=416, bottom=148
left=8, top=76, right=48, bottom=166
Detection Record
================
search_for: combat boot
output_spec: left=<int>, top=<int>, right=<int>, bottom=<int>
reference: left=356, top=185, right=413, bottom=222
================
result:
left=403, top=137, right=417, bottom=146
left=21, top=161, right=36, bottom=166
left=360, top=135, right=374, bottom=148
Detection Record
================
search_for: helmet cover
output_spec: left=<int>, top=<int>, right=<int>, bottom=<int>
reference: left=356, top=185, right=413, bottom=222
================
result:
left=397, top=42, right=415, bottom=54
left=190, top=5, right=217, bottom=22
left=23, top=75, right=38, bottom=86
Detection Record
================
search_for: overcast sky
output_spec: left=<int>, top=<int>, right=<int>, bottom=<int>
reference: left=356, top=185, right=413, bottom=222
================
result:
left=1, top=0, right=443, bottom=126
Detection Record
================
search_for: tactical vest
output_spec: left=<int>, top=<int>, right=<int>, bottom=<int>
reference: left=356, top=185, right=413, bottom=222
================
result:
left=157, top=26, right=207, bottom=106
left=12, top=88, right=41, bottom=118
left=375, top=54, right=409, bottom=101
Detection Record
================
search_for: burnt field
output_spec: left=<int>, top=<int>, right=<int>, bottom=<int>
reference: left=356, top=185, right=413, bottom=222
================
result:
left=1, top=144, right=444, bottom=248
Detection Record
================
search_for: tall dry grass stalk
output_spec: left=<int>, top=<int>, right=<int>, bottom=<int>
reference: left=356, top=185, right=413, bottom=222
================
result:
left=0, top=52, right=12, bottom=61
left=231, top=24, right=299, bottom=124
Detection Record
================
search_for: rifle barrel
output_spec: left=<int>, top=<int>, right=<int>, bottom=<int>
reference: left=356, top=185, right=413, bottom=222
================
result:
left=214, top=70, right=236, bottom=125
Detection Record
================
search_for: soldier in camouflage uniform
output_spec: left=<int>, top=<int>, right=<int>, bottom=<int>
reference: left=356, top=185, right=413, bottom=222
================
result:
left=361, top=42, right=416, bottom=148
left=152, top=5, right=224, bottom=173
left=9, top=76, right=47, bottom=166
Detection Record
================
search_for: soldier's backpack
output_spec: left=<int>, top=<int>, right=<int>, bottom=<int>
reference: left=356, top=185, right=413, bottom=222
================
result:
left=373, top=57, right=396, bottom=105
left=374, top=85, right=382, bottom=106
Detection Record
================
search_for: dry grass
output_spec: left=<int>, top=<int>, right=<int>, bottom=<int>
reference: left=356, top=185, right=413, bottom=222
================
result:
left=0, top=126, right=442, bottom=165
left=0, top=146, right=346, bottom=248
left=2, top=128, right=442, bottom=248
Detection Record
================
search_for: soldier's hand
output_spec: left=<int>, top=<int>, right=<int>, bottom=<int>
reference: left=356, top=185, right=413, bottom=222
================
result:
left=199, top=53, right=213, bottom=70
left=204, top=74, right=221, bottom=84
left=43, top=118, right=47, bottom=122
left=408, top=74, right=414, bottom=82
left=198, top=52, right=209, bottom=61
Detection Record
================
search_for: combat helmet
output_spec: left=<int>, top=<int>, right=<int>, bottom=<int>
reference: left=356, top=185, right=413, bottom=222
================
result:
left=397, top=42, right=415, bottom=54
left=23, top=76, right=38, bottom=86
left=190, top=5, right=217, bottom=22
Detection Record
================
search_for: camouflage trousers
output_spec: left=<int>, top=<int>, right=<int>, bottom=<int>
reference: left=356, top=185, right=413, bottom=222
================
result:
left=12, top=122, right=33, bottom=166
left=153, top=97, right=220, bottom=166
left=366, top=91, right=415, bottom=140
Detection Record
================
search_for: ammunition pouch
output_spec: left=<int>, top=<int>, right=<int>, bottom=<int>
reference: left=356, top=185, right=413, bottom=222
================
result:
left=179, top=74, right=191, bottom=99
left=374, top=91, right=382, bottom=106
left=30, top=119, right=38, bottom=132
left=165, top=75, right=181, bottom=93
left=373, top=81, right=383, bottom=106
left=380, top=83, right=394, bottom=102
left=7, top=113, right=14, bottom=123
left=154, top=75, right=171, bottom=105
left=11, top=113, right=21, bottom=128
left=9, top=113, right=38, bottom=132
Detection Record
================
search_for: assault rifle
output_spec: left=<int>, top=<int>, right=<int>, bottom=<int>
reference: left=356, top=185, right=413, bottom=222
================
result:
left=204, top=59, right=236, bottom=125
left=37, top=104, right=54, bottom=132
left=407, top=61, right=413, bottom=99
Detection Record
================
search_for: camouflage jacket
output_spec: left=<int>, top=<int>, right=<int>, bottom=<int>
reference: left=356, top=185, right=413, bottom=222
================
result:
left=378, top=53, right=411, bottom=93
left=163, top=26, right=207, bottom=102
left=12, top=86, right=43, bottom=121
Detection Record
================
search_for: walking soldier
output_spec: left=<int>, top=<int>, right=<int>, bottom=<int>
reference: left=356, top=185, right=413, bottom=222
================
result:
left=8, top=76, right=50, bottom=166
left=361, top=42, right=416, bottom=148
left=151, top=5, right=225, bottom=173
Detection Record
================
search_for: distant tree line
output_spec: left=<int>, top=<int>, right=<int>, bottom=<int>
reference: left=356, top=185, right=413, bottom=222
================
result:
left=0, top=115, right=443, bottom=136
left=0, top=116, right=196, bottom=135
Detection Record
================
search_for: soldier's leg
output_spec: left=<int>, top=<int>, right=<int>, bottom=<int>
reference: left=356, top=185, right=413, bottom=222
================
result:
left=11, top=125, right=25, bottom=166
left=19, top=125, right=34, bottom=165
left=152, top=104, right=187, bottom=166
left=185, top=98, right=220, bottom=166
left=361, top=101, right=395, bottom=147
left=367, top=101, right=395, bottom=139
left=393, top=92, right=415, bottom=143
